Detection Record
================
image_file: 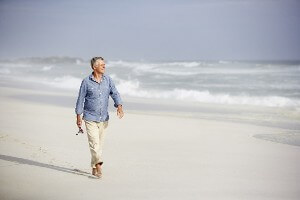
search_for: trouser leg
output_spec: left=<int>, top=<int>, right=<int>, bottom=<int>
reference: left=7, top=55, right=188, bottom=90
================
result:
left=84, top=120, right=108, bottom=168
left=97, top=121, right=108, bottom=166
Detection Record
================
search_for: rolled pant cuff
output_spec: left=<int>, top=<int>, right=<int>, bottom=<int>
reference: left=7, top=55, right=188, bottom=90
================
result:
left=92, top=161, right=104, bottom=168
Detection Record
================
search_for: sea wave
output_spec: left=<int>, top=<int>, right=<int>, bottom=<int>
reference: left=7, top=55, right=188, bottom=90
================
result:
left=109, top=61, right=200, bottom=76
left=11, top=72, right=300, bottom=107
left=111, top=75, right=300, bottom=107
left=1, top=57, right=299, bottom=108
left=0, top=68, right=11, bottom=74
left=163, top=61, right=200, bottom=67
left=44, top=75, right=82, bottom=90
left=1, top=56, right=86, bottom=65
left=41, top=66, right=53, bottom=71
left=109, top=60, right=202, bottom=68
left=108, top=60, right=297, bottom=76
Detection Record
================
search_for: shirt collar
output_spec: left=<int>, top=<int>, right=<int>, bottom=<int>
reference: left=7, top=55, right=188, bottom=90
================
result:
left=89, top=73, right=105, bottom=83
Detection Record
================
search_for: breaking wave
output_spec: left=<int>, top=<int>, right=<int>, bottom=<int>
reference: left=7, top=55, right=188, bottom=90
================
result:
left=110, top=75, right=300, bottom=107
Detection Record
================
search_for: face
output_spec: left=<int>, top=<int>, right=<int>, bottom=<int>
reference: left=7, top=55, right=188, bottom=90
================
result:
left=93, top=60, right=106, bottom=74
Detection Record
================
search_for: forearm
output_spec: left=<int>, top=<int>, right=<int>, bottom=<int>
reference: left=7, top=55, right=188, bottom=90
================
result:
left=112, top=97, right=122, bottom=108
left=109, top=77, right=122, bottom=108
left=75, top=80, right=87, bottom=114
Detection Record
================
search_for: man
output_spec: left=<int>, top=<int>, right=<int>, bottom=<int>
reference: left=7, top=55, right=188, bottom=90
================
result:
left=75, top=56, right=124, bottom=178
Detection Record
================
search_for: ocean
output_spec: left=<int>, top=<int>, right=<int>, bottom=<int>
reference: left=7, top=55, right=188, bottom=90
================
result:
left=1, top=57, right=299, bottom=108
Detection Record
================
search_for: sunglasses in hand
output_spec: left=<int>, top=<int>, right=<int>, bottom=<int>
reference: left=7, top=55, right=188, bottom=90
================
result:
left=76, top=127, right=84, bottom=135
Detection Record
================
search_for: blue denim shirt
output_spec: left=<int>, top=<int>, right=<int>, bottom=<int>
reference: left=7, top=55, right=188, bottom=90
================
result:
left=75, top=73, right=122, bottom=122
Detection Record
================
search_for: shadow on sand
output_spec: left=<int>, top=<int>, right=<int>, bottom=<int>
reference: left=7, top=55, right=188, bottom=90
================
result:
left=0, top=154, right=99, bottom=179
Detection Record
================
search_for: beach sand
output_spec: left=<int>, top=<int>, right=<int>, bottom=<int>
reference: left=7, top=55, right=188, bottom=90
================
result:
left=0, top=86, right=299, bottom=200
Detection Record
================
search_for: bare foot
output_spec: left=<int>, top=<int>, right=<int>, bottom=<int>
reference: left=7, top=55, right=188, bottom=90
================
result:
left=96, top=163, right=102, bottom=176
left=92, top=168, right=101, bottom=178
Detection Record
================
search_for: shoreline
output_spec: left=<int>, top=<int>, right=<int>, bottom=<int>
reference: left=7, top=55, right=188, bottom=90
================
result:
left=1, top=84, right=300, bottom=131
left=1, top=85, right=300, bottom=147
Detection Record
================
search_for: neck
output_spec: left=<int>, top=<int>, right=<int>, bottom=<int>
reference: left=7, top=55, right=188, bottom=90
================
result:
left=92, top=71, right=103, bottom=82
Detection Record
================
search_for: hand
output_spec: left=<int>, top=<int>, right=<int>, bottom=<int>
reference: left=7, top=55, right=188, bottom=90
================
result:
left=117, top=105, right=124, bottom=119
left=76, top=115, right=82, bottom=128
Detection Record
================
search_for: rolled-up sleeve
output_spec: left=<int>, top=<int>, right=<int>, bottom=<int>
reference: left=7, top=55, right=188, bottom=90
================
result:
left=75, top=80, right=87, bottom=114
left=109, top=77, right=122, bottom=108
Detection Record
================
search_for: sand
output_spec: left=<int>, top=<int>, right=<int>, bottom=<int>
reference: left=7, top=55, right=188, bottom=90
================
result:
left=0, top=86, right=299, bottom=200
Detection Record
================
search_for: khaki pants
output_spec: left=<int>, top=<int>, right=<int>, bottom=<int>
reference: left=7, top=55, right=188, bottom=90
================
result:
left=84, top=120, right=109, bottom=168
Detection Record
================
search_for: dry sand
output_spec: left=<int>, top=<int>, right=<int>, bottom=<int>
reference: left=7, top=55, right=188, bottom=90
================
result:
left=0, top=86, right=299, bottom=200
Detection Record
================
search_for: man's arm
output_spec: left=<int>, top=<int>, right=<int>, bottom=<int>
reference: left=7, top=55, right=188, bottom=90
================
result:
left=75, top=80, right=87, bottom=127
left=109, top=77, right=124, bottom=119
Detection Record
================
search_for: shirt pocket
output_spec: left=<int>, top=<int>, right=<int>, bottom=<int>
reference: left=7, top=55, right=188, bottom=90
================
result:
left=84, top=99, right=96, bottom=112
left=86, top=85, right=98, bottom=98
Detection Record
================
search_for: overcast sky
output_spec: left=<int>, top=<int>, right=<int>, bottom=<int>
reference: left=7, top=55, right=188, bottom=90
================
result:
left=0, top=0, right=299, bottom=61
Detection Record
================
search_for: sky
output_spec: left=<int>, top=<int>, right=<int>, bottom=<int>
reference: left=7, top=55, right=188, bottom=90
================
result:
left=0, top=0, right=299, bottom=61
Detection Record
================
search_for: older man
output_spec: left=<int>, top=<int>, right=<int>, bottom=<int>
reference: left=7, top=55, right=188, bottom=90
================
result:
left=75, top=57, right=124, bottom=178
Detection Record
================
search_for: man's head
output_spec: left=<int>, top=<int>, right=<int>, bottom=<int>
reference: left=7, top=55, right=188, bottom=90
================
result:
left=91, top=57, right=105, bottom=74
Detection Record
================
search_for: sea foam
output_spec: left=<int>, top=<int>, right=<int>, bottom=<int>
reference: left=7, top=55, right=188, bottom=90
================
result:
left=45, top=76, right=82, bottom=90
left=1, top=58, right=299, bottom=108
left=111, top=74, right=300, bottom=107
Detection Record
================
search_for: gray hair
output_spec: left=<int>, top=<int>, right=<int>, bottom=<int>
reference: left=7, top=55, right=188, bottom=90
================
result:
left=90, top=57, right=104, bottom=69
